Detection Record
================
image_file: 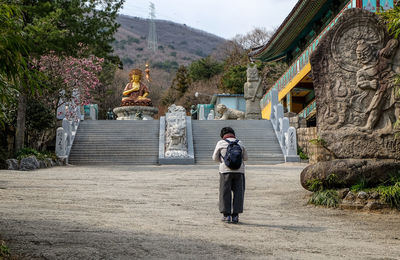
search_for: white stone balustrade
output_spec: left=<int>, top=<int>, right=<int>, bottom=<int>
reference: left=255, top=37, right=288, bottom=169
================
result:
left=56, top=118, right=80, bottom=163
left=199, top=105, right=206, bottom=120
left=207, top=109, right=215, bottom=120
left=269, top=89, right=300, bottom=162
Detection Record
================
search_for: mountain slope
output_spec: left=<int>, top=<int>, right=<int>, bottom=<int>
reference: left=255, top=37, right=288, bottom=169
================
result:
left=113, top=15, right=226, bottom=69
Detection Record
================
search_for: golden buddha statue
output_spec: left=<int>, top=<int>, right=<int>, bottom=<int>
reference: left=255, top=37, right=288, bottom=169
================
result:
left=121, top=68, right=152, bottom=107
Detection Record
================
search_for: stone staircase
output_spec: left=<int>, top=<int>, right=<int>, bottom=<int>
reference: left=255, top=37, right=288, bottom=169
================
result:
left=69, top=120, right=284, bottom=165
left=69, top=120, right=159, bottom=165
left=192, top=120, right=285, bottom=165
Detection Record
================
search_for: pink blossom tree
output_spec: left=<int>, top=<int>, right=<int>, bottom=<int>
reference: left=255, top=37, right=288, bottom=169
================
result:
left=33, top=51, right=103, bottom=121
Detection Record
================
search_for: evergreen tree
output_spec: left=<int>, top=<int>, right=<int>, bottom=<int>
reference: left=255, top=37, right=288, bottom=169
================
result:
left=188, top=57, right=223, bottom=82
left=173, top=65, right=191, bottom=96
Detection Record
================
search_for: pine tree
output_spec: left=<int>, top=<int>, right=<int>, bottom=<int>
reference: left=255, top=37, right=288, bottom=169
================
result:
left=173, top=65, right=191, bottom=96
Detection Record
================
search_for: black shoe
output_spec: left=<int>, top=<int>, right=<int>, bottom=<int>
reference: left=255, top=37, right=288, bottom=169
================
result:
left=221, top=215, right=231, bottom=223
left=231, top=215, right=239, bottom=224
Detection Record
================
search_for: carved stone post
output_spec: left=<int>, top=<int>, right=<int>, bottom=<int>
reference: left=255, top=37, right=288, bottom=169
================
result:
left=244, top=63, right=263, bottom=119
left=56, top=127, right=66, bottom=157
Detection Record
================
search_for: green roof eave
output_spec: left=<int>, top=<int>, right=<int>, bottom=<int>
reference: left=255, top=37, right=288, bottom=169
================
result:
left=250, top=0, right=338, bottom=62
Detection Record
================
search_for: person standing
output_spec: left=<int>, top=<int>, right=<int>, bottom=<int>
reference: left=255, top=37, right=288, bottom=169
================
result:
left=212, top=127, right=248, bottom=223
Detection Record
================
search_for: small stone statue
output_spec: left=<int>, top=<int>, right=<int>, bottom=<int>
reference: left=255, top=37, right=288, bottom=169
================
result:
left=106, top=108, right=115, bottom=120
left=190, top=105, right=198, bottom=120
left=244, top=63, right=263, bottom=119
left=215, top=104, right=245, bottom=120
left=121, top=68, right=152, bottom=107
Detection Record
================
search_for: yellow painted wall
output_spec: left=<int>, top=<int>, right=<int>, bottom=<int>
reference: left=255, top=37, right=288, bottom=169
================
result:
left=262, top=102, right=271, bottom=120
left=261, top=63, right=311, bottom=120
left=278, top=63, right=311, bottom=101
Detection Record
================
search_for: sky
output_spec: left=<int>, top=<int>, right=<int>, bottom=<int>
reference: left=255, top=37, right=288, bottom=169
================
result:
left=120, top=0, right=299, bottom=39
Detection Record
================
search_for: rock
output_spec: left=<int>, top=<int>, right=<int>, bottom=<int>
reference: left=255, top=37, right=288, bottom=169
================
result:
left=337, top=188, right=350, bottom=199
left=364, top=200, right=388, bottom=210
left=300, top=159, right=400, bottom=191
left=19, top=156, right=40, bottom=171
left=56, top=159, right=62, bottom=166
left=49, top=159, right=56, bottom=167
left=44, top=158, right=53, bottom=168
left=357, top=191, right=368, bottom=200
left=6, top=159, right=19, bottom=170
left=59, top=157, right=67, bottom=165
left=343, top=191, right=356, bottom=202
left=370, top=191, right=380, bottom=200
left=39, top=160, right=47, bottom=169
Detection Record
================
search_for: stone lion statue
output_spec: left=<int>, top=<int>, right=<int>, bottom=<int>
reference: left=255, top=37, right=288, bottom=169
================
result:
left=215, top=104, right=245, bottom=120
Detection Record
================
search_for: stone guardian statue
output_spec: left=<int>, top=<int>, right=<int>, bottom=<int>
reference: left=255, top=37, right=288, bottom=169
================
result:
left=244, top=63, right=263, bottom=119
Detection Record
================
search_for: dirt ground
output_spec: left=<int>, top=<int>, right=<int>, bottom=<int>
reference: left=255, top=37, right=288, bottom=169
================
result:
left=0, top=163, right=400, bottom=260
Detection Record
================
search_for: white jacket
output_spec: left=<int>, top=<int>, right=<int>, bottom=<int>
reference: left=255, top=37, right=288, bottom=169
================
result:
left=212, top=138, right=248, bottom=173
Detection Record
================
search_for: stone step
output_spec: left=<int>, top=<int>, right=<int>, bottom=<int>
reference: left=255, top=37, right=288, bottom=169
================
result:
left=69, top=120, right=160, bottom=165
left=191, top=120, right=283, bottom=165
left=70, top=119, right=284, bottom=166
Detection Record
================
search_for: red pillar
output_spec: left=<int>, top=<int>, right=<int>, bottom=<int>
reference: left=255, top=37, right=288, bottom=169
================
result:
left=357, top=0, right=362, bottom=8
left=377, top=0, right=380, bottom=9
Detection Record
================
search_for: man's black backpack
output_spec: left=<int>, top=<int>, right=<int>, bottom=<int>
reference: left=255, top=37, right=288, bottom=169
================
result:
left=223, top=139, right=243, bottom=170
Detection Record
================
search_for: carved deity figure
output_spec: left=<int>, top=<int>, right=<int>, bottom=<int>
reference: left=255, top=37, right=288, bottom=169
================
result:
left=165, top=105, right=188, bottom=158
left=244, top=63, right=263, bottom=119
left=121, top=69, right=152, bottom=107
left=356, top=39, right=399, bottom=133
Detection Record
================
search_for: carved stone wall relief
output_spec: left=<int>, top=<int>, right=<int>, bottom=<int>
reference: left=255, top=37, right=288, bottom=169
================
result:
left=310, top=8, right=400, bottom=159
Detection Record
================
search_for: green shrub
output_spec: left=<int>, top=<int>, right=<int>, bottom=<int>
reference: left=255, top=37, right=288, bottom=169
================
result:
left=297, top=146, right=308, bottom=160
left=15, top=148, right=56, bottom=161
left=350, top=178, right=368, bottom=192
left=306, top=179, right=323, bottom=192
left=127, top=36, right=140, bottom=44
left=16, top=147, right=40, bottom=160
left=309, top=190, right=339, bottom=208
left=306, top=174, right=341, bottom=192
left=377, top=182, right=400, bottom=209
left=152, top=60, right=179, bottom=72
left=309, top=136, right=327, bottom=146
left=0, top=240, right=10, bottom=258
left=221, top=64, right=247, bottom=94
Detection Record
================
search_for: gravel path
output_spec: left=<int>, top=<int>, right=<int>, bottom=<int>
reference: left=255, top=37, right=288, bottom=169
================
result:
left=0, top=164, right=400, bottom=259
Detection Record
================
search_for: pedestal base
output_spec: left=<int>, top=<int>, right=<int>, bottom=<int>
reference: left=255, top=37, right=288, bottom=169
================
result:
left=113, top=106, right=158, bottom=120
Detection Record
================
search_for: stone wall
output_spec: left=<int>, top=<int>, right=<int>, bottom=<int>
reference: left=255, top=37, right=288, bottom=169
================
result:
left=297, top=127, right=333, bottom=164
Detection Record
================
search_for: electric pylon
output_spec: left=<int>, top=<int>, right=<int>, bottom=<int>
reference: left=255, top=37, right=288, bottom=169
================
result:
left=147, top=2, right=157, bottom=53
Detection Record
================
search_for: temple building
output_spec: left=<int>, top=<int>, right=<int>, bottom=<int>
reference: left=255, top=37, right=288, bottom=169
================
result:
left=249, top=0, right=396, bottom=126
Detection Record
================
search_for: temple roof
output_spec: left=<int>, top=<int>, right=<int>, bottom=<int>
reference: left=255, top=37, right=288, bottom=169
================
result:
left=249, top=0, right=348, bottom=62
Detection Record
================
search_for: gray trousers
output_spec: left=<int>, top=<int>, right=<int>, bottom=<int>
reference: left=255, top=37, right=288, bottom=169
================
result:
left=219, top=172, right=245, bottom=215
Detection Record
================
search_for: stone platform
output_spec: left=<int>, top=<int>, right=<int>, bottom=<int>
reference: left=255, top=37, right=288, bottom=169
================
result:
left=113, top=106, right=158, bottom=120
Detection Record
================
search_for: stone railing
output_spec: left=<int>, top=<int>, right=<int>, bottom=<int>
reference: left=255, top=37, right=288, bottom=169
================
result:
left=56, top=118, right=79, bottom=163
left=298, top=99, right=316, bottom=119
left=269, top=89, right=300, bottom=162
